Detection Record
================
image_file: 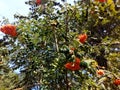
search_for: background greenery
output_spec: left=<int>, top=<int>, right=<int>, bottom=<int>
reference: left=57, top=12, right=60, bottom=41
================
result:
left=0, top=0, right=120, bottom=90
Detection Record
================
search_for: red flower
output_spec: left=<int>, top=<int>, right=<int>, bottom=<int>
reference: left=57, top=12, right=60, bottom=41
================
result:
left=99, top=0, right=106, bottom=2
left=113, top=79, right=120, bottom=86
left=95, top=0, right=107, bottom=2
left=78, top=34, right=87, bottom=43
left=36, top=0, right=41, bottom=5
left=75, top=57, right=80, bottom=64
left=65, top=62, right=80, bottom=71
left=65, top=57, right=80, bottom=71
left=97, top=69, right=104, bottom=75
left=0, top=24, right=17, bottom=37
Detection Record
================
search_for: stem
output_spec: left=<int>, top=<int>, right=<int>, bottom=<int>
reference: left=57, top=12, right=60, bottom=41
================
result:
left=53, top=26, right=59, bottom=52
left=66, top=70, right=69, bottom=90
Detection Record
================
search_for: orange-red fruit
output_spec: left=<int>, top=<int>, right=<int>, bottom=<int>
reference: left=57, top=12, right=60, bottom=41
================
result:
left=113, top=79, right=120, bottom=86
left=97, top=69, right=104, bottom=75
left=0, top=24, right=17, bottom=37
left=78, top=34, right=87, bottom=43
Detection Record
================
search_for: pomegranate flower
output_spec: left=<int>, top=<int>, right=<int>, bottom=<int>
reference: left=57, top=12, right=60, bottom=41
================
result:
left=78, top=34, right=87, bottom=43
left=99, top=0, right=106, bottom=3
left=36, top=0, right=48, bottom=5
left=36, top=0, right=41, bottom=5
left=97, top=69, right=104, bottom=75
left=0, top=24, right=17, bottom=37
left=113, top=79, right=120, bottom=86
left=95, top=0, right=107, bottom=3
left=75, top=57, right=80, bottom=64
left=65, top=62, right=80, bottom=71
left=65, top=57, right=80, bottom=71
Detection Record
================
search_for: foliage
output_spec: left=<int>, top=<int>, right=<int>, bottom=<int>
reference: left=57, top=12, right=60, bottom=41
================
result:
left=0, top=0, right=120, bottom=89
left=0, top=37, right=19, bottom=90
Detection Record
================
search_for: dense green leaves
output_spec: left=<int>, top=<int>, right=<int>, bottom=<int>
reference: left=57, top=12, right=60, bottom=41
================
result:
left=0, top=0, right=120, bottom=89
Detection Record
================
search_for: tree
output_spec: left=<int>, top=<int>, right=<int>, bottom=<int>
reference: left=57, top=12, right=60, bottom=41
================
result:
left=0, top=0, right=120, bottom=89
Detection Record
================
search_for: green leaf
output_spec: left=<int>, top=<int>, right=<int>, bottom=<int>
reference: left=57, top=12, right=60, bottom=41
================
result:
left=101, top=18, right=110, bottom=25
